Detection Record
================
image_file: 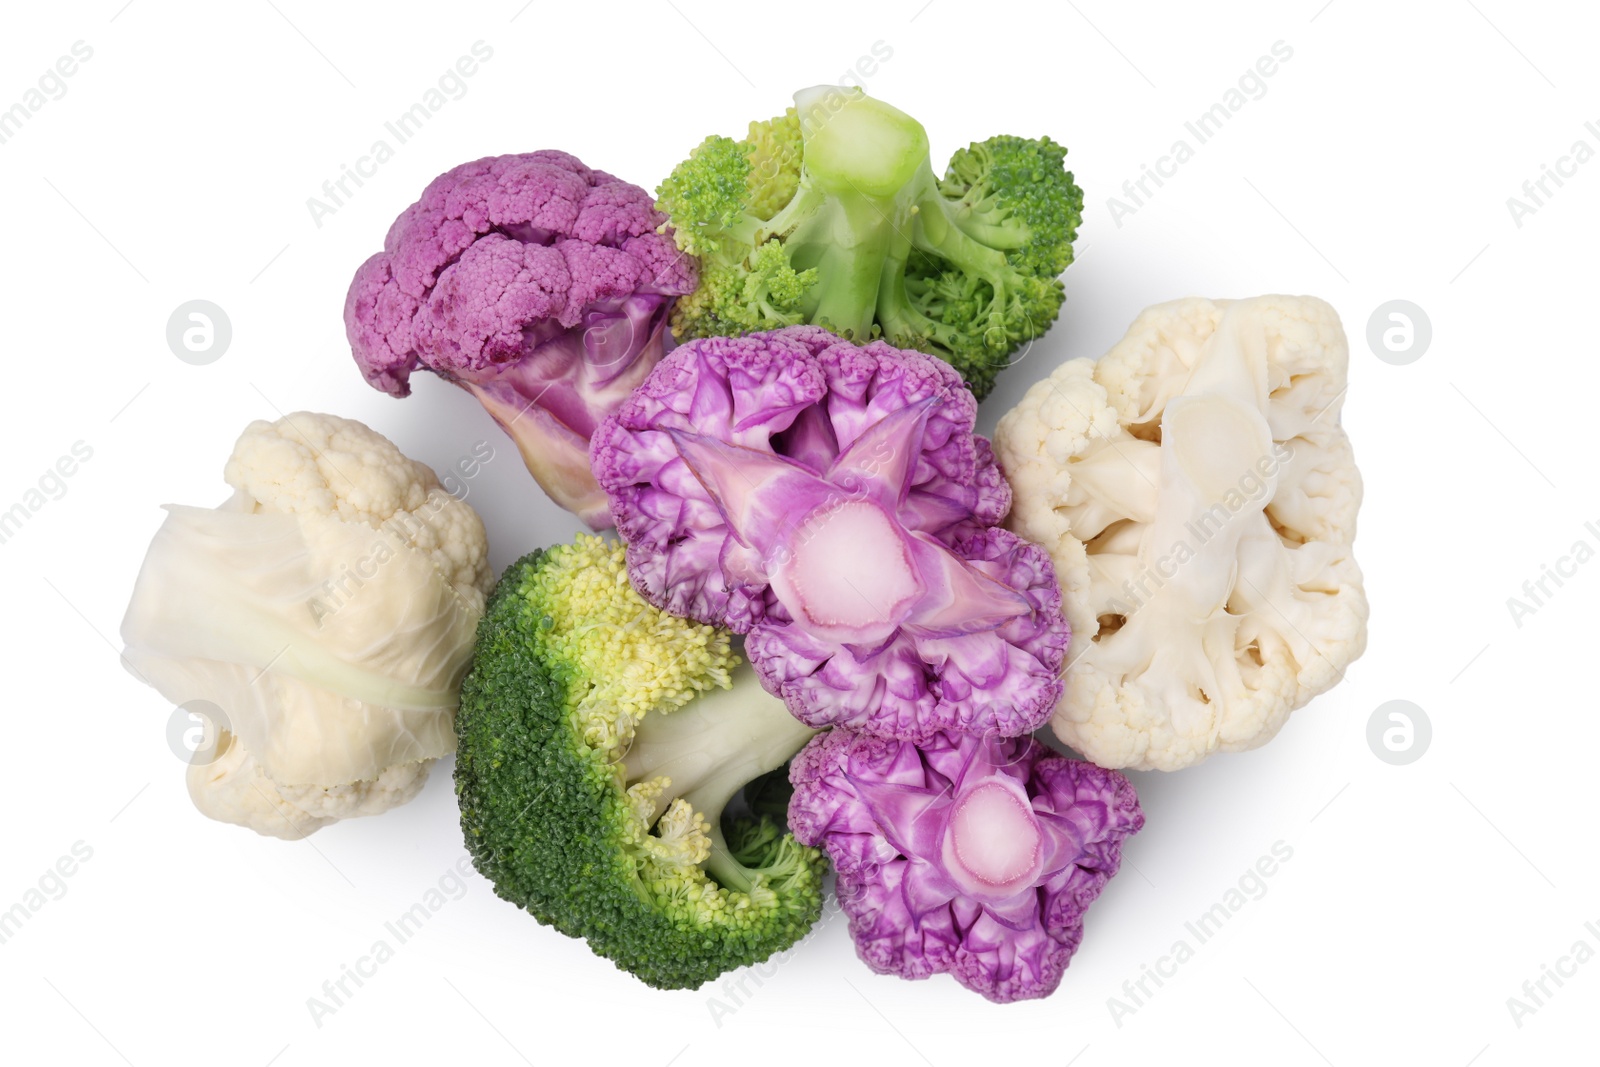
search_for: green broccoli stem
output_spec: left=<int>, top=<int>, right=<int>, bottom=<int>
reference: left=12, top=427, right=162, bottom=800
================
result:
left=939, top=175, right=1031, bottom=250
left=946, top=209, right=1030, bottom=251
left=773, top=86, right=940, bottom=340
left=876, top=254, right=965, bottom=360
left=731, top=179, right=822, bottom=249
left=793, top=162, right=1027, bottom=349
left=786, top=199, right=906, bottom=339
left=620, top=662, right=817, bottom=893
left=873, top=185, right=1030, bottom=363
left=909, top=183, right=1018, bottom=302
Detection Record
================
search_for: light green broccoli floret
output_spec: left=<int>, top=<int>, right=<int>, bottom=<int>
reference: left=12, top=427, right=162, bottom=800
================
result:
left=657, top=117, right=817, bottom=340
left=655, top=87, right=1084, bottom=399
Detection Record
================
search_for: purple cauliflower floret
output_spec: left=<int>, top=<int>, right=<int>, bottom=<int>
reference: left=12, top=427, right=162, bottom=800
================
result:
left=789, top=729, right=1144, bottom=1003
left=344, top=151, right=696, bottom=528
left=590, top=326, right=1064, bottom=742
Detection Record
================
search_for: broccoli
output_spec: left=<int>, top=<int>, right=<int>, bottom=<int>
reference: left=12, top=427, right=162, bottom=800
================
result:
left=655, top=86, right=1084, bottom=399
left=454, top=534, right=825, bottom=989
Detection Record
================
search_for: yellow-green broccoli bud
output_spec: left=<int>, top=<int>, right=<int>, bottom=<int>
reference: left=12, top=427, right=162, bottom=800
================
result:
left=743, top=108, right=803, bottom=220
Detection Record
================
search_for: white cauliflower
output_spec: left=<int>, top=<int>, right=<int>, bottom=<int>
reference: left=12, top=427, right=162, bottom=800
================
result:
left=187, top=730, right=431, bottom=840
left=122, top=413, right=493, bottom=837
left=994, top=296, right=1368, bottom=771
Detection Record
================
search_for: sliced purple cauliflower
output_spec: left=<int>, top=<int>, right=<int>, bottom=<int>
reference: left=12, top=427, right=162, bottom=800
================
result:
left=590, top=326, right=1064, bottom=741
left=345, top=151, right=696, bottom=528
left=789, top=728, right=1144, bottom=1003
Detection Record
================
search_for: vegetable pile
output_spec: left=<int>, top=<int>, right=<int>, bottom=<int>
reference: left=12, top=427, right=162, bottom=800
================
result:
left=122, top=86, right=1367, bottom=1006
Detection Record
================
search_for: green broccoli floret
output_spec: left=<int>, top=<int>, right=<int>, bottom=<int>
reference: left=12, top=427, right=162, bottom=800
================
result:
left=454, top=534, right=824, bottom=990
left=670, top=238, right=817, bottom=339
left=655, top=87, right=1084, bottom=399
left=657, top=120, right=817, bottom=340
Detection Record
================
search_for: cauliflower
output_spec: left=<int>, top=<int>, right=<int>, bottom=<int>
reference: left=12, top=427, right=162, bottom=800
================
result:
left=590, top=326, right=1068, bottom=743
left=121, top=413, right=493, bottom=838
left=789, top=728, right=1143, bottom=1003
left=344, top=151, right=697, bottom=528
left=187, top=730, right=430, bottom=839
left=994, top=296, right=1368, bottom=771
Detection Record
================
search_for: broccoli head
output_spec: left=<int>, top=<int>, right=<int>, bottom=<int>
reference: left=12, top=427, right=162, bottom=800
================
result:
left=454, top=534, right=825, bottom=989
left=655, top=87, right=1083, bottom=399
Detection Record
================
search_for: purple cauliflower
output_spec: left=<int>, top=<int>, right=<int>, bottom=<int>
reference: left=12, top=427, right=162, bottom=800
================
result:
left=590, top=326, right=1066, bottom=741
left=344, top=151, right=696, bottom=528
left=789, top=729, right=1144, bottom=1003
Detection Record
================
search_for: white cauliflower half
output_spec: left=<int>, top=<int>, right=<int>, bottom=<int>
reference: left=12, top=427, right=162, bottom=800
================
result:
left=122, top=413, right=493, bottom=838
left=994, top=296, right=1367, bottom=771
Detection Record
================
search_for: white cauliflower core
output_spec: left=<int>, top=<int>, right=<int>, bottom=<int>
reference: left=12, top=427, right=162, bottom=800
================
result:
left=122, top=413, right=493, bottom=837
left=994, top=296, right=1367, bottom=771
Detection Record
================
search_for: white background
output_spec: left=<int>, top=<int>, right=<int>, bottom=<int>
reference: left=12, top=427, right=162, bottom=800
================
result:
left=1, top=1, right=1593, bottom=1064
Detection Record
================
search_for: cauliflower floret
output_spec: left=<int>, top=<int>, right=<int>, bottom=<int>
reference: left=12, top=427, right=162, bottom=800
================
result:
left=123, top=413, right=492, bottom=836
left=188, top=731, right=431, bottom=841
left=224, top=411, right=491, bottom=601
left=343, top=152, right=697, bottom=527
left=995, top=296, right=1368, bottom=771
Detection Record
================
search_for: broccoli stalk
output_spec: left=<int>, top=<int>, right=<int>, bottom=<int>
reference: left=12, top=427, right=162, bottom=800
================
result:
left=619, top=673, right=817, bottom=894
left=454, top=535, right=826, bottom=990
left=656, top=86, right=1083, bottom=398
